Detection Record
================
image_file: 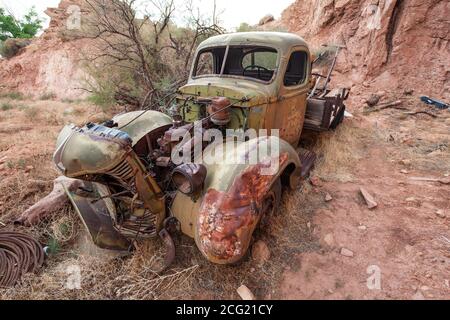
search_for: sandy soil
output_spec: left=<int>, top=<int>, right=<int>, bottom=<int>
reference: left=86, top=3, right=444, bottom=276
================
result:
left=279, top=95, right=450, bottom=300
left=0, top=94, right=448, bottom=300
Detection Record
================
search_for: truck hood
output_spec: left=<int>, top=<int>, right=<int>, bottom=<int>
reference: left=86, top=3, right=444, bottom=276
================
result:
left=179, top=77, right=277, bottom=107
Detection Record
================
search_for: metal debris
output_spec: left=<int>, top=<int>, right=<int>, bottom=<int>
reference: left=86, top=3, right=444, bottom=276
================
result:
left=420, top=96, right=449, bottom=110
left=0, top=231, right=45, bottom=288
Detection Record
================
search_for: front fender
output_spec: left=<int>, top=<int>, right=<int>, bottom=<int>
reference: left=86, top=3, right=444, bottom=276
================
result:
left=171, top=136, right=301, bottom=264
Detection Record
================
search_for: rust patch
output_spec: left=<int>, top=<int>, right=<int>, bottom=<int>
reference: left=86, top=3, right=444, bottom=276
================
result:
left=197, top=152, right=288, bottom=263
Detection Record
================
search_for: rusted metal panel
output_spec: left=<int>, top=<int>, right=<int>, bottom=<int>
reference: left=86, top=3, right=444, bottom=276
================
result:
left=195, top=153, right=289, bottom=264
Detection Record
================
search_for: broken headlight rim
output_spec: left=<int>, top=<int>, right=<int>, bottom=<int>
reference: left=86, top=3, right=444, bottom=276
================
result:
left=171, top=163, right=207, bottom=197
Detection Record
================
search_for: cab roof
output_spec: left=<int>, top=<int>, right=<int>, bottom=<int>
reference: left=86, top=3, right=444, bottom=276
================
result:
left=197, top=32, right=309, bottom=53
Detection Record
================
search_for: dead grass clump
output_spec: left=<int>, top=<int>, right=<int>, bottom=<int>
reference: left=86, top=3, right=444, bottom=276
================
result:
left=312, top=120, right=374, bottom=182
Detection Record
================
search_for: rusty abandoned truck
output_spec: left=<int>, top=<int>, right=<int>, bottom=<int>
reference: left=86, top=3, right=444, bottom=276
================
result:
left=53, top=32, right=349, bottom=266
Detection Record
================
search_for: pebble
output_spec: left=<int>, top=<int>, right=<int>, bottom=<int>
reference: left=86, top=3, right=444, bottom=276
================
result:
left=325, top=193, right=333, bottom=202
left=324, top=234, right=335, bottom=247
left=435, top=210, right=446, bottom=218
left=340, top=248, right=354, bottom=257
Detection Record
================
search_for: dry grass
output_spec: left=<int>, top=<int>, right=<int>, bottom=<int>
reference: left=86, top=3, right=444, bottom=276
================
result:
left=306, top=119, right=376, bottom=182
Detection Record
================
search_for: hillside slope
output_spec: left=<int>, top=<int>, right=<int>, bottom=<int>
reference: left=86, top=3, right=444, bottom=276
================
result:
left=0, top=0, right=91, bottom=100
left=278, top=0, right=449, bottom=100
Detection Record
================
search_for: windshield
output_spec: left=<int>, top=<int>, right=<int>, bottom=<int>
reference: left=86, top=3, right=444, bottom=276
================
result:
left=193, top=45, right=278, bottom=83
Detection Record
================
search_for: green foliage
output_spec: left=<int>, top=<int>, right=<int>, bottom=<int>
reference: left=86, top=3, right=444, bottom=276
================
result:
left=39, top=92, right=57, bottom=100
left=0, top=91, right=24, bottom=100
left=0, top=7, right=42, bottom=41
left=46, top=237, right=61, bottom=255
left=236, top=22, right=256, bottom=32
left=1, top=102, right=14, bottom=111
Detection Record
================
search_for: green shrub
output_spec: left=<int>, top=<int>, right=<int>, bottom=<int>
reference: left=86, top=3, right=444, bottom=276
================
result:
left=0, top=92, right=24, bottom=100
left=39, top=92, right=57, bottom=100
left=1, top=102, right=14, bottom=111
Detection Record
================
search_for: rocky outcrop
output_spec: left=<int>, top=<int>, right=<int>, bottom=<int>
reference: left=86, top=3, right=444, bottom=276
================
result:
left=0, top=0, right=92, bottom=99
left=278, top=0, right=450, bottom=100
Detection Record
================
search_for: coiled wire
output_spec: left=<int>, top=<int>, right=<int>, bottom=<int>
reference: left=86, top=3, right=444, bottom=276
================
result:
left=0, top=231, right=45, bottom=287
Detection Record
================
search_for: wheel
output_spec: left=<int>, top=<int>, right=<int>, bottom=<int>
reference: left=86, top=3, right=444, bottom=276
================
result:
left=231, top=178, right=282, bottom=266
left=259, top=178, right=282, bottom=228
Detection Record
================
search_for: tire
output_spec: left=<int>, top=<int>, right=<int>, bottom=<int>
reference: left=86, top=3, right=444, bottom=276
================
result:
left=231, top=178, right=282, bottom=266
left=257, top=178, right=282, bottom=231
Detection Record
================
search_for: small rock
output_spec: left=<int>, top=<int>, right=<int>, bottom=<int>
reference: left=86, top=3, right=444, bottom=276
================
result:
left=325, top=193, right=333, bottom=202
left=237, top=285, right=256, bottom=300
left=403, top=89, right=414, bottom=96
left=399, top=159, right=411, bottom=166
left=323, top=234, right=335, bottom=247
left=307, top=222, right=311, bottom=229
left=420, top=286, right=430, bottom=291
left=250, top=268, right=256, bottom=273
left=435, top=210, right=446, bottom=218
left=258, top=14, right=275, bottom=26
left=412, top=290, right=425, bottom=300
left=310, top=176, right=322, bottom=187
left=358, top=225, right=367, bottom=231
left=445, top=279, right=449, bottom=288
left=400, top=169, right=409, bottom=174
left=406, top=197, right=416, bottom=202
left=366, top=94, right=381, bottom=107
left=360, top=187, right=378, bottom=209
left=340, top=248, right=354, bottom=257
left=25, top=165, right=34, bottom=173
left=252, top=240, right=270, bottom=264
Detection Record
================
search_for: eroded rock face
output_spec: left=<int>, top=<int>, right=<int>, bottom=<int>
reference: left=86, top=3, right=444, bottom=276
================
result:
left=0, top=0, right=91, bottom=100
left=278, top=0, right=450, bottom=100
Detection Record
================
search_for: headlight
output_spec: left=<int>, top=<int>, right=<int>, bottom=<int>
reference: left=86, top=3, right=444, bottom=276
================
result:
left=172, top=164, right=207, bottom=196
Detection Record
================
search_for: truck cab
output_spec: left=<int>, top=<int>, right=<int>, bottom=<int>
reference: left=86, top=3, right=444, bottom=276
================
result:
left=178, top=32, right=348, bottom=146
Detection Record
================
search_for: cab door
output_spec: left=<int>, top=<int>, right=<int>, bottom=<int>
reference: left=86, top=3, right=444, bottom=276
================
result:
left=269, top=47, right=310, bottom=146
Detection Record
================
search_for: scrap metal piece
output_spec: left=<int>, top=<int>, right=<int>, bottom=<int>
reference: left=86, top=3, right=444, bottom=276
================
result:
left=65, top=182, right=133, bottom=251
left=159, top=229, right=176, bottom=271
left=196, top=153, right=289, bottom=264
left=420, top=96, right=449, bottom=110
left=0, top=232, right=45, bottom=288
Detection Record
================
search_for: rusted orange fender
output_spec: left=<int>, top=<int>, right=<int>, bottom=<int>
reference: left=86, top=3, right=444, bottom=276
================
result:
left=171, top=136, right=301, bottom=264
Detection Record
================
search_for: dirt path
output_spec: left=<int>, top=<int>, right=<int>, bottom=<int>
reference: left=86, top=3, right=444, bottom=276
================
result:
left=279, top=102, right=450, bottom=300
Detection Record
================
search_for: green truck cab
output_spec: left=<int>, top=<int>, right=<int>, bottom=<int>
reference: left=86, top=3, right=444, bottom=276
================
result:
left=53, top=32, right=348, bottom=266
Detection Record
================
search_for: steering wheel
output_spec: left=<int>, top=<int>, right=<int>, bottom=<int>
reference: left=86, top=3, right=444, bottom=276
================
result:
left=243, top=65, right=270, bottom=79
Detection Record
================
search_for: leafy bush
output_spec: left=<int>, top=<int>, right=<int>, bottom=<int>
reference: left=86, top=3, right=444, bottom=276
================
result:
left=0, top=92, right=24, bottom=100
left=0, top=7, right=42, bottom=41
left=1, top=102, right=14, bottom=111
left=39, top=92, right=57, bottom=100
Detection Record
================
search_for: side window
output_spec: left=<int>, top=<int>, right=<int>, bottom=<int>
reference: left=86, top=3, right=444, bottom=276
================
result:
left=195, top=51, right=214, bottom=76
left=284, top=51, right=308, bottom=86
